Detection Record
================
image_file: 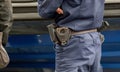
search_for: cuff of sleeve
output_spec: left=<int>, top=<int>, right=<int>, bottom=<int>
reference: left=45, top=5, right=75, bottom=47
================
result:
left=38, top=0, right=62, bottom=18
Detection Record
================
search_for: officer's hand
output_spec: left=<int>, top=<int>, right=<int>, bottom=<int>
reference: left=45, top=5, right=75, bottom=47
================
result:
left=56, top=8, right=63, bottom=14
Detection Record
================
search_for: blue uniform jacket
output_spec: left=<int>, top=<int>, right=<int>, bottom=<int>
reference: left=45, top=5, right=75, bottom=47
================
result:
left=38, top=0, right=105, bottom=31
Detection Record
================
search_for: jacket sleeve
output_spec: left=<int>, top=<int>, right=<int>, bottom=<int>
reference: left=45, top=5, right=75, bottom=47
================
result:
left=37, top=0, right=63, bottom=18
left=0, top=0, right=13, bottom=32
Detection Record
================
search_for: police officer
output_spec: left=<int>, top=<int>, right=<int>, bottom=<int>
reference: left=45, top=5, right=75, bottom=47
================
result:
left=0, top=0, right=13, bottom=68
left=38, top=0, right=104, bottom=72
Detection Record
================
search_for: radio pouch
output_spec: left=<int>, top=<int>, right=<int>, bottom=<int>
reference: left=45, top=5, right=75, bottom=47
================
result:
left=55, top=27, right=71, bottom=45
left=47, top=24, right=59, bottom=44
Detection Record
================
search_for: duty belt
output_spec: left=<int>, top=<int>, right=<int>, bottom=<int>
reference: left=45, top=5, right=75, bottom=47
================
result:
left=71, top=29, right=97, bottom=35
left=47, top=23, right=98, bottom=45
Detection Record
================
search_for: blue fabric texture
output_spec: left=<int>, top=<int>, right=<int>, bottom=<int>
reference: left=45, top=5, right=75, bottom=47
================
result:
left=37, top=0, right=104, bottom=72
left=55, top=32, right=103, bottom=72
left=38, top=0, right=105, bottom=31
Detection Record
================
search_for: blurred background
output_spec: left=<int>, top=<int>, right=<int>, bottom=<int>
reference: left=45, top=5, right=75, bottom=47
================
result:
left=0, top=0, right=120, bottom=72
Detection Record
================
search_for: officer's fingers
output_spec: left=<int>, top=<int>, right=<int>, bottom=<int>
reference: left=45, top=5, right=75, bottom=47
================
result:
left=56, top=8, right=63, bottom=14
left=56, top=8, right=62, bottom=14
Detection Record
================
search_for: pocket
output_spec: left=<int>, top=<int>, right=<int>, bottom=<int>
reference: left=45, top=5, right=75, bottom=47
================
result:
left=54, top=35, right=75, bottom=53
left=54, top=43, right=64, bottom=53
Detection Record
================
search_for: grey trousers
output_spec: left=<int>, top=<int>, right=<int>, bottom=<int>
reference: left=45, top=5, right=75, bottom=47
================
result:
left=0, top=0, right=13, bottom=46
left=55, top=32, right=103, bottom=72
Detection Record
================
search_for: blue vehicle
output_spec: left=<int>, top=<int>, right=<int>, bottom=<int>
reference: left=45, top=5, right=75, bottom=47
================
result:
left=0, top=0, right=120, bottom=72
